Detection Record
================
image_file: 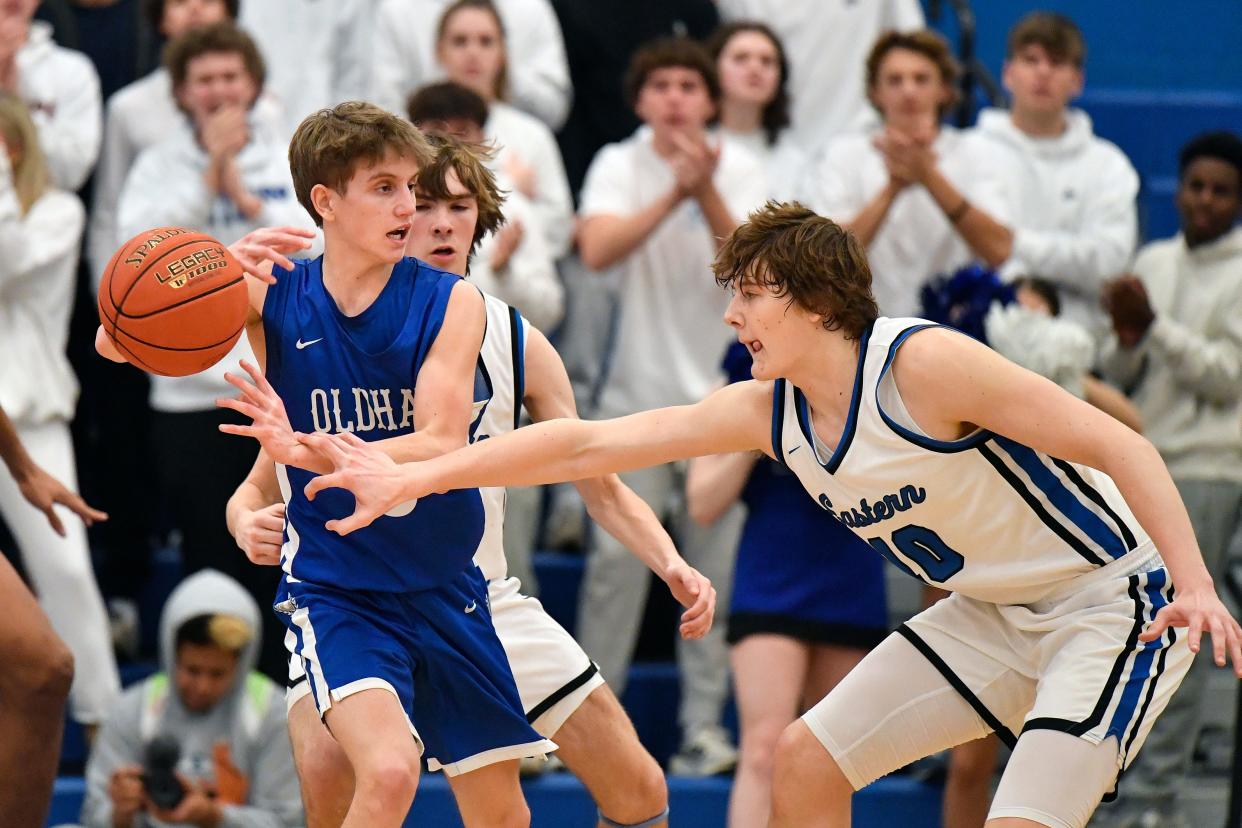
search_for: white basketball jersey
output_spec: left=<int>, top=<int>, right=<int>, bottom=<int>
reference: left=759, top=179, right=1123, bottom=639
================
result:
left=774, top=317, right=1151, bottom=605
left=471, top=293, right=528, bottom=581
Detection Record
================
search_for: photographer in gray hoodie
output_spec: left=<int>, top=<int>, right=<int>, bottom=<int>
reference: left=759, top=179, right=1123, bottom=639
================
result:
left=82, top=570, right=302, bottom=828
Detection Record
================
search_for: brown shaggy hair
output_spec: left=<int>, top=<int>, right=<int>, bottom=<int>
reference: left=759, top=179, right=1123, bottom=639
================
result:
left=623, top=36, right=720, bottom=109
left=1007, top=12, right=1086, bottom=68
left=865, top=29, right=960, bottom=119
left=417, top=133, right=507, bottom=270
left=288, top=101, right=435, bottom=227
left=713, top=202, right=878, bottom=341
left=165, top=21, right=265, bottom=95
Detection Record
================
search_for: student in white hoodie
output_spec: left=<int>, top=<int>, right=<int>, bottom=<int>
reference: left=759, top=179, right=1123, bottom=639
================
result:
left=0, top=92, right=121, bottom=729
left=116, top=22, right=315, bottom=682
left=975, top=12, right=1139, bottom=333
left=0, top=0, right=101, bottom=190
left=1095, top=131, right=1242, bottom=828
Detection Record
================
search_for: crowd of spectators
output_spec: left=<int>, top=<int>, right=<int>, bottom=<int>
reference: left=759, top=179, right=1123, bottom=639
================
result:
left=2, top=1, right=1239, bottom=826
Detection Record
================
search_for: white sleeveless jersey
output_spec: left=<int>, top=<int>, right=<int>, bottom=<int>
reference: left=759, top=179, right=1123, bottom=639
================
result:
left=774, top=317, right=1151, bottom=605
left=470, top=293, right=528, bottom=581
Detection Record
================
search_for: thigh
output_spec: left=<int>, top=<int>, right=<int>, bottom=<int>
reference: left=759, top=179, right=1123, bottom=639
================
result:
left=0, top=553, right=66, bottom=692
left=489, top=577, right=604, bottom=737
left=732, top=635, right=810, bottom=737
left=989, top=729, right=1120, bottom=828
left=801, top=630, right=1019, bottom=790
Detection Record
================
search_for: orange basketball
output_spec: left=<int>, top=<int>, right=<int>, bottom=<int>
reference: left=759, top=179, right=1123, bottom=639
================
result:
left=98, top=227, right=248, bottom=377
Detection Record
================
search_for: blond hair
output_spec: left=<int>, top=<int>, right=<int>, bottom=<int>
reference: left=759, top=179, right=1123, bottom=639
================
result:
left=0, top=93, right=48, bottom=215
left=207, top=614, right=254, bottom=651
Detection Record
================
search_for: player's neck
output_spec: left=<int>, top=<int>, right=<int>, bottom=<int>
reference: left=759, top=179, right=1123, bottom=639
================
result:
left=788, top=333, right=864, bottom=417
left=320, top=243, right=395, bottom=317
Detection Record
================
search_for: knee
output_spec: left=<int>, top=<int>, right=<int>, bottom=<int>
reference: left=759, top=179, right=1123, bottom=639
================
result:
left=738, top=723, right=785, bottom=780
left=18, top=638, right=74, bottom=707
left=947, top=740, right=997, bottom=787
left=770, top=723, right=851, bottom=809
left=296, top=737, right=354, bottom=798
left=600, top=754, right=667, bottom=824
left=356, top=752, right=419, bottom=806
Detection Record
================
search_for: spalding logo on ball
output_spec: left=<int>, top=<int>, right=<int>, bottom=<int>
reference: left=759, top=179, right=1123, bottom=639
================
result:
left=98, top=227, right=248, bottom=377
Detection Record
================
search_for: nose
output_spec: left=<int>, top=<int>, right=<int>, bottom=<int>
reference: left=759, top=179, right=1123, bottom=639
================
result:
left=723, top=293, right=743, bottom=328
left=395, top=187, right=415, bottom=218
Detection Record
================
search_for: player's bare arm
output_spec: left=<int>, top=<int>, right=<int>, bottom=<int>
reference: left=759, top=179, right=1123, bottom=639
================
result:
left=895, top=326, right=1242, bottom=674
left=522, top=327, right=716, bottom=639
left=224, top=449, right=285, bottom=566
left=220, top=280, right=486, bottom=474
left=300, top=377, right=774, bottom=535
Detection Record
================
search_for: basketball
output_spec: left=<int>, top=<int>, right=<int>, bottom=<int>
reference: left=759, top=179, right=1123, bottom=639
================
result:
left=97, top=227, right=249, bottom=377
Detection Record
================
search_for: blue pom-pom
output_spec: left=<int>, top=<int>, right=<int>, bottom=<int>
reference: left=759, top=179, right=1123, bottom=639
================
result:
left=918, top=264, right=1015, bottom=344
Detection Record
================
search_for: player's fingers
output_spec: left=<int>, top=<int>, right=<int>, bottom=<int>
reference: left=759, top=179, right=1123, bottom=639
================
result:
left=1138, top=611, right=1172, bottom=643
left=335, top=430, right=369, bottom=449
left=303, top=472, right=344, bottom=501
left=60, top=491, right=108, bottom=525
left=327, top=513, right=369, bottom=536
left=1187, top=612, right=1204, bottom=654
left=257, top=513, right=286, bottom=532
left=220, top=373, right=261, bottom=403
left=218, top=423, right=262, bottom=441
left=216, top=397, right=258, bottom=420
left=238, top=360, right=270, bottom=393
left=1229, top=622, right=1242, bottom=677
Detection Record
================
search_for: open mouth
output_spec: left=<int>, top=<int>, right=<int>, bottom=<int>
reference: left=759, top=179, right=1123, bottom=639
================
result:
left=387, top=225, right=410, bottom=242
left=744, top=339, right=763, bottom=354
left=429, top=245, right=455, bottom=258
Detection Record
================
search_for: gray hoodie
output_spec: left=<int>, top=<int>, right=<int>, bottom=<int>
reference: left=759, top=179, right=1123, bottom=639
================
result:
left=81, top=570, right=303, bottom=828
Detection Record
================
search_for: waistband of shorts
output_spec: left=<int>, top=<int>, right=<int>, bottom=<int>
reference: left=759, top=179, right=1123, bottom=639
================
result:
left=1042, top=542, right=1163, bottom=604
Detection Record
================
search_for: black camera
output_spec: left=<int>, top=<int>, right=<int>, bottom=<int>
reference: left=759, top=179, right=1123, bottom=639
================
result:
left=142, top=735, right=187, bottom=810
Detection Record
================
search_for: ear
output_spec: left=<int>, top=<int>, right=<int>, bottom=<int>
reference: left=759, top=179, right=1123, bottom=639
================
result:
left=1069, top=67, right=1085, bottom=100
left=1000, top=60, right=1014, bottom=96
left=310, top=183, right=336, bottom=224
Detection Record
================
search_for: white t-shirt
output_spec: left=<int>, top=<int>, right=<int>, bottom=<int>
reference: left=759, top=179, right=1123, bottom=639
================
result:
left=806, top=125, right=1012, bottom=318
left=719, top=127, right=808, bottom=202
left=580, top=127, right=768, bottom=416
left=486, top=101, right=574, bottom=258
left=716, top=0, right=924, bottom=155
left=370, top=0, right=572, bottom=130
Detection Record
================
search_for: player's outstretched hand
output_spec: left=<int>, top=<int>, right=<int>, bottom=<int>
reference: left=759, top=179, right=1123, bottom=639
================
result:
left=664, top=562, right=716, bottom=640
left=228, top=226, right=316, bottom=284
left=17, top=463, right=107, bottom=537
left=1140, top=586, right=1242, bottom=677
left=235, top=503, right=285, bottom=565
left=217, top=360, right=303, bottom=466
left=299, top=431, right=419, bottom=535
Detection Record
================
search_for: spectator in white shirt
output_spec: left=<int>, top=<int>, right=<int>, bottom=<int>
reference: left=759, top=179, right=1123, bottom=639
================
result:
left=706, top=20, right=805, bottom=201
left=431, top=0, right=574, bottom=257
left=0, top=92, right=120, bottom=728
left=806, top=29, right=1012, bottom=318
left=0, top=0, right=101, bottom=190
left=372, top=0, right=571, bottom=131
left=976, top=12, right=1139, bottom=333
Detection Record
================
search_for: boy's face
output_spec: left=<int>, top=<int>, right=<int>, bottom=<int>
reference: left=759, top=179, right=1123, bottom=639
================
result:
left=174, top=642, right=239, bottom=713
left=1178, top=156, right=1241, bottom=246
left=635, top=66, right=716, bottom=136
left=723, top=270, right=817, bottom=381
left=176, top=50, right=257, bottom=120
left=1003, top=43, right=1083, bottom=117
left=161, top=0, right=230, bottom=40
left=319, top=151, right=418, bottom=264
left=407, top=167, right=478, bottom=276
left=869, top=47, right=950, bottom=126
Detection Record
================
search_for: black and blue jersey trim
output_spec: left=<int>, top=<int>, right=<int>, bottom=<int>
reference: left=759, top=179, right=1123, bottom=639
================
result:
left=771, top=379, right=787, bottom=463
left=876, top=323, right=994, bottom=453
left=1051, top=457, right=1139, bottom=551
left=509, top=306, right=525, bottom=430
left=976, top=442, right=1109, bottom=567
left=791, top=321, right=874, bottom=474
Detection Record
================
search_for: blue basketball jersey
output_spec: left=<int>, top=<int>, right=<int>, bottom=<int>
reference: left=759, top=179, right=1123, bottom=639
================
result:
left=263, top=256, right=484, bottom=592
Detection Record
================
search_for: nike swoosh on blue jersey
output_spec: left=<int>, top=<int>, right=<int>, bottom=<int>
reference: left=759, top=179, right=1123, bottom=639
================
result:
left=464, top=601, right=477, bottom=613
left=296, top=338, right=323, bottom=350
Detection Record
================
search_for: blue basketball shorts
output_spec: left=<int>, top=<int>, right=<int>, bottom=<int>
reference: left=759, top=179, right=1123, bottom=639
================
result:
left=279, top=565, right=556, bottom=775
